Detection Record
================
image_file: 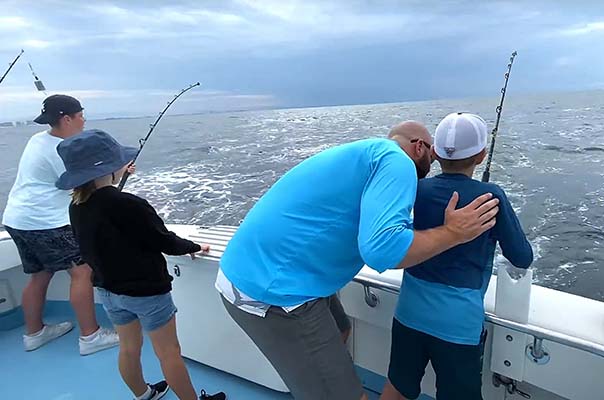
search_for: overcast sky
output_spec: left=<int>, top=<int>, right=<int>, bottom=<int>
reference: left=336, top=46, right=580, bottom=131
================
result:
left=0, top=0, right=603, bottom=120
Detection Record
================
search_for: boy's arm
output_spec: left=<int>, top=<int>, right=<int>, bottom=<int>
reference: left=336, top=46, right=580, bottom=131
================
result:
left=492, top=187, right=534, bottom=269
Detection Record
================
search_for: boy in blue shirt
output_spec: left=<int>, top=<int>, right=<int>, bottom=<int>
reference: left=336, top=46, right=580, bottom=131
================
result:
left=381, top=113, right=534, bottom=400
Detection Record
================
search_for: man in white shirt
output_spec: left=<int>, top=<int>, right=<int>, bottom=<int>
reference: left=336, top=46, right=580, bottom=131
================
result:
left=2, top=95, right=119, bottom=355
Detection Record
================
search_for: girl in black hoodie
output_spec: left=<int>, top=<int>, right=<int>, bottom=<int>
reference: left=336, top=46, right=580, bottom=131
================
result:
left=56, top=129, right=225, bottom=400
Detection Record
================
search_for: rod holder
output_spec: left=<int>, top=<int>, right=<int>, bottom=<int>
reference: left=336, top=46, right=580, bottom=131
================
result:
left=363, top=285, right=379, bottom=308
left=526, top=337, right=550, bottom=365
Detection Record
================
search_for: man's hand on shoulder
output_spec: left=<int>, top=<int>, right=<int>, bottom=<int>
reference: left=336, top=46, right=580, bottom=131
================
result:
left=443, top=191, right=499, bottom=244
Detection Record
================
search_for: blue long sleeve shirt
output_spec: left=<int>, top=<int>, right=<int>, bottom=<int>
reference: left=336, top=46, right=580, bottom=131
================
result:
left=220, top=138, right=417, bottom=306
left=395, top=173, right=533, bottom=345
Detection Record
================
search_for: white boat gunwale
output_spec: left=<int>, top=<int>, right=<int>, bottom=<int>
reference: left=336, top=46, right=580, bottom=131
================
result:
left=353, top=274, right=604, bottom=359
left=2, top=223, right=604, bottom=400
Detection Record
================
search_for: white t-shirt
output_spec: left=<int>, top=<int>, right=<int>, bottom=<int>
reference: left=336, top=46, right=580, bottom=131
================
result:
left=2, top=130, right=71, bottom=230
left=215, top=268, right=303, bottom=317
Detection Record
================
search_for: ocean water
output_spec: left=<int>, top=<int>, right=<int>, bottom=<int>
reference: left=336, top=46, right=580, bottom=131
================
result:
left=1, top=90, right=603, bottom=301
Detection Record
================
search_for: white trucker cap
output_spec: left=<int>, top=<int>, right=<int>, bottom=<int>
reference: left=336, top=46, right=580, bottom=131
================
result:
left=434, top=112, right=488, bottom=160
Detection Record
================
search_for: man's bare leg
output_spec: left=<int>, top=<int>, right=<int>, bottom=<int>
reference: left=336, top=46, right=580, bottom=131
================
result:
left=68, top=264, right=99, bottom=336
left=21, top=271, right=53, bottom=334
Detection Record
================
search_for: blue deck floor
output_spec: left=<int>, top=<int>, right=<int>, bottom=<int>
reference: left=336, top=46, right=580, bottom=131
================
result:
left=0, top=301, right=386, bottom=399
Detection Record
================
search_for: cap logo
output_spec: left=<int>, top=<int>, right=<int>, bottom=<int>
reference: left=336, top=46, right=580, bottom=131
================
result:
left=94, top=161, right=104, bottom=166
left=444, top=147, right=455, bottom=157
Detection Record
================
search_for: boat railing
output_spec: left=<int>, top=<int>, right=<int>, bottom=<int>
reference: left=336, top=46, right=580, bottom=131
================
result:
left=353, top=275, right=604, bottom=359
left=4, top=225, right=604, bottom=360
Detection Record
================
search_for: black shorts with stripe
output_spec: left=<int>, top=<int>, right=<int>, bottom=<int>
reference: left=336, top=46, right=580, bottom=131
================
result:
left=388, top=318, right=486, bottom=400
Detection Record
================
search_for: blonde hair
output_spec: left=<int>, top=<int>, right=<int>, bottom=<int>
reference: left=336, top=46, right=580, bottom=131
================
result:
left=72, top=181, right=97, bottom=205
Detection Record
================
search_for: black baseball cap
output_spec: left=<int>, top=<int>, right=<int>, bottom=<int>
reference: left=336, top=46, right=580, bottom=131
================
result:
left=33, top=94, right=84, bottom=125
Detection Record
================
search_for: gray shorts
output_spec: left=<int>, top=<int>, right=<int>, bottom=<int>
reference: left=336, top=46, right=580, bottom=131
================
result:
left=222, top=295, right=363, bottom=400
left=97, top=288, right=177, bottom=332
left=329, top=293, right=352, bottom=334
left=4, top=225, right=83, bottom=274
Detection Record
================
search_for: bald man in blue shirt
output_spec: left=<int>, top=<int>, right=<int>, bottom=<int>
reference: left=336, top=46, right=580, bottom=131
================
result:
left=216, top=121, right=500, bottom=400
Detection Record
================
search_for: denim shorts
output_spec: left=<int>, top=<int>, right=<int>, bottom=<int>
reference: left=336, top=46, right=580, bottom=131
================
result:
left=97, top=288, right=177, bottom=332
left=4, top=225, right=83, bottom=274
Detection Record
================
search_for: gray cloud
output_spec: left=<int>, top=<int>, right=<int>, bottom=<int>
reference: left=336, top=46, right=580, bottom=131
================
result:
left=0, top=0, right=603, bottom=121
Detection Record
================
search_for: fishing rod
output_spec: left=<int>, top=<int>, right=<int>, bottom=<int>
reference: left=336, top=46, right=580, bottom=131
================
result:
left=117, top=81, right=201, bottom=191
left=482, top=50, right=518, bottom=183
left=0, top=49, right=24, bottom=86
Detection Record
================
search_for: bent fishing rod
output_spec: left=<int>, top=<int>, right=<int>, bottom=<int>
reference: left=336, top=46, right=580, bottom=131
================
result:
left=117, top=81, right=201, bottom=191
left=0, top=49, right=24, bottom=86
left=482, top=50, right=517, bottom=183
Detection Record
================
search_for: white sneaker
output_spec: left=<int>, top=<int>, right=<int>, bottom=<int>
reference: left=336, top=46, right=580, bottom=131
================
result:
left=79, top=327, right=119, bottom=356
left=23, top=322, right=74, bottom=351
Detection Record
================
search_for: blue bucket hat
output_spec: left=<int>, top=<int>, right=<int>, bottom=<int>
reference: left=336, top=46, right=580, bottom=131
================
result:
left=56, top=129, right=138, bottom=190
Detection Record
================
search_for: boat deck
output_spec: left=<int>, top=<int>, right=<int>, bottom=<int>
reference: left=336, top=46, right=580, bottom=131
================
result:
left=0, top=301, right=387, bottom=399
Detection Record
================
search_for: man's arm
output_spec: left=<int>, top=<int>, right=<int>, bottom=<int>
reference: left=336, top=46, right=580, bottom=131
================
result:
left=357, top=150, right=417, bottom=272
left=395, top=191, right=499, bottom=269
left=356, top=144, right=500, bottom=271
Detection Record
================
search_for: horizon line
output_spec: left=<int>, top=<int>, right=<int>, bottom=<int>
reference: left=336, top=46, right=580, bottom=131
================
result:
left=1, top=86, right=602, bottom=126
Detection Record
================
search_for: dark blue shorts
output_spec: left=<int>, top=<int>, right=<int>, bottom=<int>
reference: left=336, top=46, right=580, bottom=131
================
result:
left=387, top=319, right=486, bottom=400
left=4, top=225, right=83, bottom=274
